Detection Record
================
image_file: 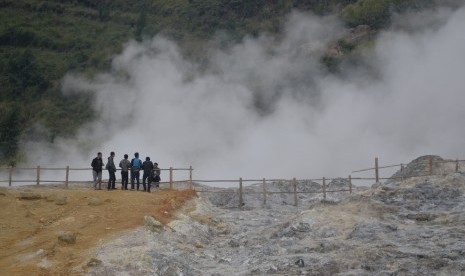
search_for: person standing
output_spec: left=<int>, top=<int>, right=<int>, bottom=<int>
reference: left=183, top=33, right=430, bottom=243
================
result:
left=152, top=162, right=161, bottom=188
left=142, top=157, right=154, bottom=192
left=130, top=152, right=142, bottom=190
left=119, top=154, right=131, bottom=190
left=91, top=152, right=104, bottom=190
left=106, top=151, right=116, bottom=190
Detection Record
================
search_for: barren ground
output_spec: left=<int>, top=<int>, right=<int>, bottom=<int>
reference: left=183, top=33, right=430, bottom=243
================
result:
left=0, top=184, right=196, bottom=275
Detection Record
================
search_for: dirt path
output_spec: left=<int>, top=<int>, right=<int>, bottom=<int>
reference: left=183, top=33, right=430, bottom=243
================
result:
left=0, top=185, right=196, bottom=275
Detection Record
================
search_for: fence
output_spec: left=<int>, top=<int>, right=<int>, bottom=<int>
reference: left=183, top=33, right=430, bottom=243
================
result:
left=0, top=165, right=194, bottom=189
left=351, top=157, right=465, bottom=182
left=0, top=164, right=355, bottom=207
left=191, top=177, right=354, bottom=207
left=2, top=156, right=463, bottom=208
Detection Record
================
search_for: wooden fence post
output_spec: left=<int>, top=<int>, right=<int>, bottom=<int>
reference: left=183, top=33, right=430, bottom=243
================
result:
left=65, top=166, right=70, bottom=188
left=429, top=157, right=433, bottom=175
left=169, top=167, right=173, bottom=189
left=456, top=159, right=459, bottom=172
left=322, top=177, right=326, bottom=199
left=36, top=165, right=40, bottom=186
left=262, top=178, right=267, bottom=205
left=8, top=166, right=13, bottom=187
left=239, top=177, right=243, bottom=208
left=349, top=175, right=352, bottom=194
left=375, top=157, right=379, bottom=183
left=189, top=165, right=193, bottom=190
left=293, top=178, right=298, bottom=206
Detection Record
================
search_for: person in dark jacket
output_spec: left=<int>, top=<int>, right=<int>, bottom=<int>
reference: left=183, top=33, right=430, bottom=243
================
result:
left=91, top=152, right=104, bottom=190
left=152, top=162, right=161, bottom=188
left=142, top=157, right=154, bottom=192
left=119, top=154, right=131, bottom=190
left=130, top=152, right=143, bottom=190
left=106, top=151, right=117, bottom=190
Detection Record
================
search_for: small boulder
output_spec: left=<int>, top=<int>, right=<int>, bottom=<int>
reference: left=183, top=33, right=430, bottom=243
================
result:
left=407, top=213, right=433, bottom=221
left=295, top=258, right=305, bottom=267
left=54, top=196, right=67, bottom=205
left=218, top=257, right=231, bottom=264
left=144, top=216, right=164, bottom=233
left=87, top=258, right=102, bottom=267
left=19, top=192, right=41, bottom=200
left=194, top=242, right=205, bottom=248
left=58, top=231, right=77, bottom=244
left=44, top=195, right=56, bottom=202
left=88, top=198, right=103, bottom=206
left=228, top=239, right=240, bottom=248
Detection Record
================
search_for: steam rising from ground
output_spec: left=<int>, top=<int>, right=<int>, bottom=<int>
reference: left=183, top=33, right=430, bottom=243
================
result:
left=26, top=6, right=465, bottom=182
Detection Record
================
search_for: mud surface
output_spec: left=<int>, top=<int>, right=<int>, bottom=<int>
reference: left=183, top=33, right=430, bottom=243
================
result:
left=0, top=184, right=195, bottom=275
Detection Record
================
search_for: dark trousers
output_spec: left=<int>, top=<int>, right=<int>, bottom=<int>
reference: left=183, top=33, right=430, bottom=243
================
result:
left=142, top=171, right=152, bottom=192
left=131, top=171, right=140, bottom=190
left=121, top=171, right=129, bottom=190
left=107, top=171, right=116, bottom=190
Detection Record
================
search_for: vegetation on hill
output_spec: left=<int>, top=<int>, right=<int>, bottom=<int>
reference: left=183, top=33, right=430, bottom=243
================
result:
left=0, top=0, right=435, bottom=164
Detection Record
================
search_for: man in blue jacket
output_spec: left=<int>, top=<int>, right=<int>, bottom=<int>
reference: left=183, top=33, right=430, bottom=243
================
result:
left=130, top=152, right=143, bottom=190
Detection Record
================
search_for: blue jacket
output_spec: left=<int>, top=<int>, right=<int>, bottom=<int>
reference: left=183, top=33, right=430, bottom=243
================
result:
left=131, top=158, right=142, bottom=171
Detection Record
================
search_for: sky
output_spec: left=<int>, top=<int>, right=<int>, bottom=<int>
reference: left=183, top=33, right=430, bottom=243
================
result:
left=22, top=3, right=465, bottom=185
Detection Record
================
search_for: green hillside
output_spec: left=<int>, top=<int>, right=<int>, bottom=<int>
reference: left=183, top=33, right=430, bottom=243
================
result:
left=0, top=0, right=432, bottom=164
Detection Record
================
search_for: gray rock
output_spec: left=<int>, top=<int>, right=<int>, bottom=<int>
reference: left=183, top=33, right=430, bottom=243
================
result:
left=318, top=241, right=341, bottom=253
left=144, top=216, right=164, bottom=233
left=218, top=257, right=231, bottom=264
left=348, top=221, right=397, bottom=241
left=386, top=155, right=443, bottom=184
left=228, top=239, right=240, bottom=247
left=406, top=213, right=435, bottom=221
left=149, top=251, right=200, bottom=276
left=86, top=156, right=465, bottom=276
left=295, top=258, right=305, bottom=267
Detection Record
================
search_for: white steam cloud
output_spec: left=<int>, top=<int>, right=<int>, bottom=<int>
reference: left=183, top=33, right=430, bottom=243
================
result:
left=25, top=6, right=465, bottom=183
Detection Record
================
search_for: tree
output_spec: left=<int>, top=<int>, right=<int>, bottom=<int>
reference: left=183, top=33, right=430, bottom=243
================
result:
left=135, top=10, right=147, bottom=41
left=341, top=0, right=391, bottom=29
left=0, top=105, right=21, bottom=161
left=6, top=49, right=49, bottom=100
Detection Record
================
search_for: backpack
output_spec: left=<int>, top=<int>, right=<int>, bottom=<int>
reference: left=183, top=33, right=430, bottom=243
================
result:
left=131, top=158, right=141, bottom=171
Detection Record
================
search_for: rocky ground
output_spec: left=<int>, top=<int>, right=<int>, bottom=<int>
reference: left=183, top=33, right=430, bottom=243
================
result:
left=87, top=156, right=465, bottom=275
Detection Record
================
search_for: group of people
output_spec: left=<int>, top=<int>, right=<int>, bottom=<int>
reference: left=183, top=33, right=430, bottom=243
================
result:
left=91, top=152, right=161, bottom=193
